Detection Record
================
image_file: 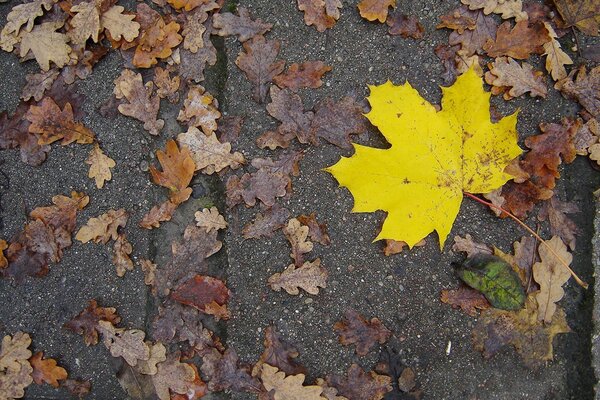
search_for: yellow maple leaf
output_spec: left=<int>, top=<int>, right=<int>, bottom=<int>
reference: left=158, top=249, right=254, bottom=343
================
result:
left=325, top=68, right=522, bottom=248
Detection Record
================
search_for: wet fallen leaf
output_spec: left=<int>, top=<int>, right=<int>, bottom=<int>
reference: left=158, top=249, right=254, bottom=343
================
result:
left=268, top=259, right=328, bottom=295
left=538, top=197, right=579, bottom=250
left=140, top=201, right=178, bottom=229
left=152, top=353, right=196, bottom=400
left=266, top=86, right=314, bottom=144
left=325, top=69, right=521, bottom=247
left=235, top=35, right=285, bottom=103
left=177, top=127, right=244, bottom=174
left=213, top=7, right=272, bottom=41
left=358, top=0, right=396, bottom=23
left=483, top=20, right=549, bottom=59
left=21, top=69, right=59, bottom=102
left=62, top=379, right=91, bottom=398
left=242, top=206, right=291, bottom=239
left=20, top=21, right=71, bottom=71
left=446, top=8, right=497, bottom=56
left=274, top=61, right=332, bottom=92
left=113, top=234, right=134, bottom=277
left=177, top=85, right=221, bottom=133
left=311, top=95, right=366, bottom=149
left=76, top=209, right=128, bottom=244
left=65, top=300, right=121, bottom=346
left=456, top=254, right=526, bottom=310
left=532, top=236, right=572, bottom=323
left=334, top=309, right=392, bottom=356
left=461, top=0, right=527, bottom=21
left=555, top=65, right=599, bottom=117
left=386, top=13, right=424, bottom=39
left=114, top=69, right=164, bottom=135
left=97, top=320, right=150, bottom=367
left=437, top=9, right=476, bottom=34
left=29, top=352, right=67, bottom=387
left=261, top=364, right=325, bottom=400
left=552, top=0, right=600, bottom=35
left=326, top=363, right=392, bottom=400
left=440, top=286, right=491, bottom=316
left=284, top=218, right=314, bottom=266
left=451, top=234, right=492, bottom=257
left=472, top=293, right=570, bottom=367
left=25, top=97, right=94, bottom=145
left=86, top=144, right=115, bottom=189
left=297, top=213, right=330, bottom=246
left=0, top=332, right=33, bottom=400
left=150, top=140, right=195, bottom=205
left=542, top=22, right=573, bottom=81
left=195, top=207, right=227, bottom=233
left=171, top=275, right=231, bottom=320
left=200, top=347, right=262, bottom=393
left=501, top=180, right=553, bottom=219
left=484, top=57, right=547, bottom=99
left=297, top=0, right=342, bottom=32
left=253, top=325, right=306, bottom=377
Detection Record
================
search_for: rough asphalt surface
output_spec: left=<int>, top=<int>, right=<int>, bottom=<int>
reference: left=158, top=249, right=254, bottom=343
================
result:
left=1, top=0, right=599, bottom=399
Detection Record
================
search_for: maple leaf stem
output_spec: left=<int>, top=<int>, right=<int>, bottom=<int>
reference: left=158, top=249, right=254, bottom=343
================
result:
left=463, top=192, right=588, bottom=289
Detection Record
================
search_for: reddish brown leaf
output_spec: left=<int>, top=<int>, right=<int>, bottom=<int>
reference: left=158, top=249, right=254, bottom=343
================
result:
left=538, top=197, right=580, bottom=250
left=555, top=65, right=600, bottom=116
left=235, top=35, right=285, bottom=103
left=0, top=103, right=49, bottom=166
left=226, top=170, right=288, bottom=208
left=483, top=20, right=549, bottom=59
left=440, top=286, right=491, bottom=316
left=435, top=44, right=461, bottom=85
left=76, top=209, right=128, bottom=244
left=484, top=57, right=547, bottom=100
left=21, top=69, right=59, bottom=102
left=64, top=300, right=121, bottom=346
left=178, top=23, right=217, bottom=83
left=297, top=0, right=342, bottom=32
left=274, top=61, right=332, bottom=92
left=114, top=69, right=164, bottom=135
left=253, top=325, right=306, bottom=377
left=242, top=206, right=291, bottom=239
left=358, top=0, right=396, bottom=23
left=386, top=13, right=424, bottom=39
left=326, top=363, right=392, bottom=400
left=297, top=213, right=330, bottom=245
left=29, top=352, right=68, bottom=387
left=25, top=97, right=95, bottom=145
left=501, top=180, right=553, bottom=218
left=216, top=115, right=244, bottom=144
left=437, top=9, right=476, bottom=33
left=513, top=236, right=538, bottom=292
left=200, top=347, right=263, bottom=393
left=213, top=7, right=272, bottom=42
left=62, top=379, right=91, bottom=397
left=171, top=275, right=231, bottom=319
left=311, top=96, right=366, bottom=149
left=333, top=309, right=392, bottom=356
left=133, top=4, right=182, bottom=68
left=140, top=201, right=177, bottom=229
left=267, top=86, right=314, bottom=144
left=171, top=364, right=208, bottom=400
left=153, top=66, right=180, bottom=103
left=448, top=8, right=497, bottom=56
left=382, top=239, right=425, bottom=255
left=150, top=139, right=195, bottom=205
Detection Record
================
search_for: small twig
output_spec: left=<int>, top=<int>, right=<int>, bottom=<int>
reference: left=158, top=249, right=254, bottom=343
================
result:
left=572, top=27, right=582, bottom=58
left=464, top=192, right=588, bottom=289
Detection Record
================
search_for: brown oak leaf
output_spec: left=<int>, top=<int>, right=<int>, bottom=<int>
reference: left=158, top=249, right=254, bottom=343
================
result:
left=451, top=234, right=492, bottom=257
left=437, top=9, right=476, bottom=33
left=252, top=325, right=306, bottom=378
left=62, top=379, right=91, bottom=397
left=114, top=69, right=164, bottom=135
left=140, top=201, right=178, bottom=229
left=266, top=86, right=314, bottom=144
left=310, top=96, right=366, bottom=149
left=97, top=321, right=150, bottom=367
left=260, top=364, right=324, bottom=400
left=86, top=144, right=115, bottom=189
left=555, top=65, right=600, bottom=117
left=326, top=363, right=392, bottom=400
left=133, top=5, right=182, bottom=68
left=64, top=300, right=121, bottom=346
left=29, top=352, right=67, bottom=387
left=297, top=213, right=330, bottom=245
left=200, top=347, right=263, bottom=393
left=178, top=21, right=217, bottom=83
left=543, top=22, right=573, bottom=81
left=150, top=139, right=195, bottom=205
left=242, top=206, right=291, bottom=239
left=21, top=69, right=59, bottom=102
left=152, top=352, right=196, bottom=400
left=538, top=197, right=579, bottom=250
left=386, top=13, right=424, bottom=39
left=216, top=115, right=244, bottom=144
left=268, top=259, right=328, bottom=295
left=226, top=169, right=288, bottom=208
left=357, top=0, right=396, bottom=23
left=75, top=209, right=128, bottom=244
left=20, top=21, right=72, bottom=71
left=501, top=180, right=553, bottom=218
left=0, top=331, right=33, bottom=399
left=25, top=97, right=94, bottom=145
left=171, top=275, right=231, bottom=320
left=195, top=207, right=227, bottom=233
left=112, top=233, right=134, bottom=277
left=483, top=20, right=549, bottom=59
left=447, top=8, right=498, bottom=56
left=153, top=66, right=180, bottom=103
left=177, top=85, right=221, bottom=133
left=284, top=218, right=314, bottom=266
left=274, top=61, right=332, bottom=92
left=552, top=0, right=600, bottom=36
left=333, top=309, right=392, bottom=356
left=177, top=127, right=244, bottom=174
left=440, top=286, right=491, bottom=316
left=152, top=302, right=219, bottom=351
left=297, top=0, right=342, bottom=32
left=181, top=7, right=213, bottom=54
left=213, top=7, right=272, bottom=42
left=0, top=103, right=50, bottom=165
left=461, top=0, right=527, bottom=21
left=485, top=57, right=547, bottom=99
left=170, top=364, right=207, bottom=400
left=382, top=239, right=425, bottom=255
left=235, top=34, right=285, bottom=103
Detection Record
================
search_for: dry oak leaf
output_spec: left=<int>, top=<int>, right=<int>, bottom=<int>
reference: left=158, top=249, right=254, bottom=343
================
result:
left=268, top=259, right=328, bottom=295
left=484, top=57, right=547, bottom=99
left=472, top=293, right=570, bottom=367
left=437, top=10, right=476, bottom=33
left=252, top=325, right=306, bottom=378
left=217, top=115, right=244, bottom=144
left=101, top=5, right=140, bottom=42
left=168, top=0, right=211, bottom=11
left=555, top=65, right=600, bottom=117
left=140, top=201, right=177, bottom=229
left=0, top=239, right=7, bottom=269
left=200, top=347, right=262, bottom=393
left=62, top=379, right=91, bottom=397
left=236, top=34, right=285, bottom=103
left=171, top=364, right=207, bottom=400
left=261, top=364, right=325, bottom=400
left=386, top=14, right=425, bottom=39
left=114, top=69, right=164, bottom=135
left=358, top=0, right=396, bottom=23
left=226, top=169, right=288, bottom=208
left=284, top=218, right=314, bottom=266
left=64, top=300, right=121, bottom=346
left=19, top=21, right=71, bottom=71
left=383, top=239, right=425, bottom=255
left=325, top=68, right=521, bottom=248
left=297, top=213, right=330, bottom=245
left=171, top=274, right=231, bottom=320
left=538, top=197, right=579, bottom=250
left=574, top=117, right=599, bottom=156
left=242, top=206, right=290, bottom=239
left=113, top=233, right=133, bottom=277
left=311, top=96, right=367, bottom=149
left=0, top=332, right=33, bottom=400
left=150, top=139, right=195, bottom=205
left=334, top=309, right=392, bottom=356
left=533, top=236, right=572, bottom=323
left=21, top=69, right=59, bottom=102
left=181, top=8, right=210, bottom=53
left=153, top=67, right=180, bottom=103
left=326, top=363, right=392, bottom=400
left=483, top=20, right=549, bottom=59
left=274, top=61, right=332, bottom=92
left=440, top=286, right=491, bottom=316
left=177, top=85, right=221, bottom=133
left=68, top=1, right=101, bottom=45
left=266, top=86, right=314, bottom=144
left=195, top=207, right=227, bottom=232
left=133, top=18, right=182, bottom=68
left=177, top=127, right=244, bottom=174
left=76, top=209, right=128, bottom=244
left=447, top=8, right=498, bottom=56
left=552, top=0, right=600, bottom=36
left=29, top=352, right=67, bottom=387
left=500, top=180, right=553, bottom=219
left=542, top=22, right=572, bottom=81
left=135, top=342, right=166, bottom=376
left=213, top=7, right=273, bottom=42
left=86, top=144, right=115, bottom=189
left=152, top=353, right=196, bottom=400
left=0, top=0, right=56, bottom=49
left=97, top=320, right=150, bottom=367
left=297, top=0, right=342, bottom=32
left=461, top=0, right=527, bottom=21
left=317, top=379, right=349, bottom=400
left=25, top=97, right=95, bottom=145
left=452, top=234, right=492, bottom=257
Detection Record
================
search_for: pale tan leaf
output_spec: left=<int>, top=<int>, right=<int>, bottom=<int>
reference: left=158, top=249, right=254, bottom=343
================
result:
left=101, top=5, right=140, bottom=42
left=284, top=218, right=313, bottom=266
left=260, top=364, right=325, bottom=400
left=20, top=21, right=72, bottom=71
left=461, top=0, right=527, bottom=21
left=177, top=85, right=221, bottom=133
left=194, top=207, right=227, bottom=232
left=97, top=321, right=150, bottom=367
left=268, top=259, right=328, bottom=295
left=485, top=57, right=547, bottom=99
left=136, top=342, right=166, bottom=375
left=151, top=353, right=196, bottom=400
left=543, top=22, right=573, bottom=81
left=112, top=234, right=133, bottom=277
left=177, top=127, right=244, bottom=174
left=86, top=144, right=115, bottom=189
left=69, top=1, right=101, bottom=45
left=76, top=209, right=128, bottom=244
